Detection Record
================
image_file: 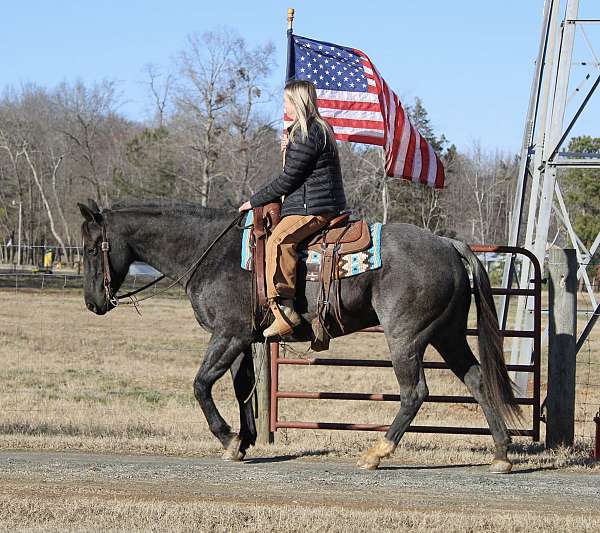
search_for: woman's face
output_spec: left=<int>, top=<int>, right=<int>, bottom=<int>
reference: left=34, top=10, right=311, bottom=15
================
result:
left=284, top=92, right=297, bottom=120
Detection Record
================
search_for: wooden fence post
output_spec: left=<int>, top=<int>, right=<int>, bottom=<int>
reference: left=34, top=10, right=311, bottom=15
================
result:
left=546, top=247, right=577, bottom=448
left=253, top=342, right=274, bottom=444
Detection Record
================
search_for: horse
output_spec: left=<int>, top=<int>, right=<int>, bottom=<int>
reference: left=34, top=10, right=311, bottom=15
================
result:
left=77, top=199, right=520, bottom=473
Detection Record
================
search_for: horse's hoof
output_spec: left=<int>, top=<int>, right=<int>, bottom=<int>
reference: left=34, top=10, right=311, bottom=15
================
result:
left=356, top=454, right=381, bottom=470
left=222, top=435, right=245, bottom=462
left=489, top=459, right=512, bottom=474
left=356, top=437, right=396, bottom=470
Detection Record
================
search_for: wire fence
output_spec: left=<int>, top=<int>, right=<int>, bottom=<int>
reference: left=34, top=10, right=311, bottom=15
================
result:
left=0, top=244, right=83, bottom=269
left=0, top=270, right=180, bottom=296
left=0, top=268, right=598, bottom=449
left=575, top=304, right=600, bottom=445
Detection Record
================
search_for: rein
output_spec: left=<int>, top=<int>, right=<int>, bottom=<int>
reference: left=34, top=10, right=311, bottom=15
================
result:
left=100, top=212, right=245, bottom=308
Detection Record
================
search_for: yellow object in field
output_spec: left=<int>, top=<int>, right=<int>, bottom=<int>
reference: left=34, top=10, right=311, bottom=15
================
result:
left=44, top=250, right=53, bottom=268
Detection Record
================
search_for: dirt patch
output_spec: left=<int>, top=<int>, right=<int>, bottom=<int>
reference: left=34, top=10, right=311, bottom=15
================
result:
left=1, top=450, right=599, bottom=531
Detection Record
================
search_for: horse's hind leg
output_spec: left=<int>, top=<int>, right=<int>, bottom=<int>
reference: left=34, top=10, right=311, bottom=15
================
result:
left=226, top=347, right=257, bottom=460
left=357, top=341, right=428, bottom=470
left=193, top=333, right=249, bottom=460
left=432, top=334, right=513, bottom=473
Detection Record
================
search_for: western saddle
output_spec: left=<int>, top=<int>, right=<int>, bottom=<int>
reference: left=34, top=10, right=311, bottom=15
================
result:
left=250, top=202, right=371, bottom=351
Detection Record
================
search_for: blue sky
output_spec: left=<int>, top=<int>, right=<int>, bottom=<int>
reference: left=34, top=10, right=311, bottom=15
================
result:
left=1, top=1, right=597, bottom=153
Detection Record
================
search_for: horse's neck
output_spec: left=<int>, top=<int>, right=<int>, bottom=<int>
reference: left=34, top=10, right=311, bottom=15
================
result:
left=116, top=210, right=234, bottom=284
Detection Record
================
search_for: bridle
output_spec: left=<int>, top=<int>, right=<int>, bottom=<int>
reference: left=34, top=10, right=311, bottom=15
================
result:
left=96, top=212, right=245, bottom=309
left=99, top=223, right=121, bottom=307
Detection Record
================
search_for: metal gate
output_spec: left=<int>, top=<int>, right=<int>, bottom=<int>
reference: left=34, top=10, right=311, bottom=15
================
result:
left=269, top=245, right=542, bottom=440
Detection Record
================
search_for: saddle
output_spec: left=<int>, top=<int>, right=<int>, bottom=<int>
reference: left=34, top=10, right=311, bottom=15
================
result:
left=250, top=202, right=371, bottom=351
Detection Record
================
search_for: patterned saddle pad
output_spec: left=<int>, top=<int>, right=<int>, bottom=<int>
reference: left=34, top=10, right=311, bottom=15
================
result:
left=240, top=211, right=383, bottom=281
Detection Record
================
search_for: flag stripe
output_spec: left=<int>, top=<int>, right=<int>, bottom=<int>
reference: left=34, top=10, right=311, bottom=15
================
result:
left=412, top=129, right=422, bottom=181
left=319, top=108, right=384, bottom=121
left=394, top=105, right=411, bottom=176
left=419, top=134, right=430, bottom=184
left=435, top=154, right=444, bottom=188
left=388, top=93, right=403, bottom=174
left=335, top=133, right=385, bottom=145
left=382, top=83, right=394, bottom=164
left=325, top=117, right=385, bottom=130
left=427, top=145, right=437, bottom=187
left=316, top=89, right=380, bottom=102
left=330, top=125, right=385, bottom=137
left=402, top=127, right=417, bottom=178
left=317, top=99, right=381, bottom=112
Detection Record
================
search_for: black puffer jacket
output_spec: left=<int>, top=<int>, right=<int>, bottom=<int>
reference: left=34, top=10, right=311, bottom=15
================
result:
left=250, top=120, right=346, bottom=217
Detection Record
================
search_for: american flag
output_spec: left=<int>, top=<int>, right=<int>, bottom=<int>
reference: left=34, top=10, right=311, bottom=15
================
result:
left=287, top=34, right=445, bottom=189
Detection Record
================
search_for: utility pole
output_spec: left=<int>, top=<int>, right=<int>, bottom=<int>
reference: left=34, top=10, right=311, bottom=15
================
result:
left=10, top=200, right=22, bottom=268
left=501, top=0, right=600, bottom=394
left=17, top=200, right=22, bottom=268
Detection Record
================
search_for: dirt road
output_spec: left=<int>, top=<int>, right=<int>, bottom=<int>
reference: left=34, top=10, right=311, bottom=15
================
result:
left=2, top=450, right=599, bottom=515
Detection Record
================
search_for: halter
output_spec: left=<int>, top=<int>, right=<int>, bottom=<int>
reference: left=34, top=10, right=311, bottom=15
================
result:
left=100, top=224, right=120, bottom=307
left=96, top=212, right=245, bottom=309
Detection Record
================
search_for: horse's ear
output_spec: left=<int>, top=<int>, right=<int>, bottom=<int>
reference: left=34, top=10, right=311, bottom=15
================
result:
left=87, top=198, right=101, bottom=214
left=78, top=203, right=103, bottom=224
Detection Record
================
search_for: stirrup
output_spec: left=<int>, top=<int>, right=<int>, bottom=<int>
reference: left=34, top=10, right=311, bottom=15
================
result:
left=264, top=298, right=300, bottom=337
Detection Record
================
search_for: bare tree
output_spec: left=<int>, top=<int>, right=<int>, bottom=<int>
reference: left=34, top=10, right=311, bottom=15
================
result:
left=144, top=64, right=174, bottom=129
left=458, top=143, right=516, bottom=244
left=49, top=149, right=72, bottom=249
left=224, top=41, right=277, bottom=202
left=54, top=80, right=121, bottom=205
left=175, top=31, right=242, bottom=206
left=20, top=143, right=68, bottom=260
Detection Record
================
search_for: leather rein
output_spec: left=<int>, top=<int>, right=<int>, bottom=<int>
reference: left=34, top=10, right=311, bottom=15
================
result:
left=99, top=212, right=245, bottom=308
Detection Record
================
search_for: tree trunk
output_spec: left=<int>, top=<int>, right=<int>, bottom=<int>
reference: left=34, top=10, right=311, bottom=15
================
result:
left=381, top=176, right=388, bottom=224
left=51, top=155, right=72, bottom=251
left=22, top=146, right=68, bottom=263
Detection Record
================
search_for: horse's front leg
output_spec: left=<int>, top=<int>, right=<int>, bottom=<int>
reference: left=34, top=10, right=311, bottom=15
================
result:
left=227, top=347, right=257, bottom=459
left=193, top=333, right=249, bottom=460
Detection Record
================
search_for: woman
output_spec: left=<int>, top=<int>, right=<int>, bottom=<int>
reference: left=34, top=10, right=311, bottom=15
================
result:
left=239, top=79, right=346, bottom=337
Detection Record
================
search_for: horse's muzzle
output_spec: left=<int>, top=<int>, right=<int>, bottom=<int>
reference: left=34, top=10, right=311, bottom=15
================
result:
left=86, top=301, right=107, bottom=315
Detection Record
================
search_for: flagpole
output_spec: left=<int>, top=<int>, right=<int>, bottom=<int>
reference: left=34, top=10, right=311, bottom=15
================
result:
left=287, top=8, right=295, bottom=82
left=282, top=8, right=295, bottom=169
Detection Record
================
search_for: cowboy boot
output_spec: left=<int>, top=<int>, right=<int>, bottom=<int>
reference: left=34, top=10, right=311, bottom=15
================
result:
left=263, top=298, right=301, bottom=337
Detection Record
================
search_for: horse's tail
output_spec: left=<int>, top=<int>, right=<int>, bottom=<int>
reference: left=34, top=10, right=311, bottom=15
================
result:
left=450, top=240, right=521, bottom=426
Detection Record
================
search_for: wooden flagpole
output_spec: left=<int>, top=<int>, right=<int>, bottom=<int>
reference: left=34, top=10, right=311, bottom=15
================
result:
left=282, top=7, right=295, bottom=167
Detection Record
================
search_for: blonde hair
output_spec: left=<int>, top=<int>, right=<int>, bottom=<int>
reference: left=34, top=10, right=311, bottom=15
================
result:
left=285, top=80, right=335, bottom=148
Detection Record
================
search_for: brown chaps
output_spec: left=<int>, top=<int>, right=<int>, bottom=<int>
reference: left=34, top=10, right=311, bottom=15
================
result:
left=265, top=214, right=331, bottom=299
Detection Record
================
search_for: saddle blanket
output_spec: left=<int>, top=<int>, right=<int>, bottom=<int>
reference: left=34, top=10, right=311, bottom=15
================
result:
left=240, top=211, right=383, bottom=281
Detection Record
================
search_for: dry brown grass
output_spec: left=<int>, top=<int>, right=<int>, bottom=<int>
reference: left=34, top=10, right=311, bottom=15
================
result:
left=2, top=494, right=600, bottom=533
left=0, top=288, right=598, bottom=470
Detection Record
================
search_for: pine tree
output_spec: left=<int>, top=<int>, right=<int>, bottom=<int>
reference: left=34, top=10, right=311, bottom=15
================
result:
left=407, top=97, right=447, bottom=153
left=563, top=136, right=600, bottom=248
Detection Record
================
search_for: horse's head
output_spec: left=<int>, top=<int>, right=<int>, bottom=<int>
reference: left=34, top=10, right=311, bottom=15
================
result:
left=78, top=199, right=133, bottom=315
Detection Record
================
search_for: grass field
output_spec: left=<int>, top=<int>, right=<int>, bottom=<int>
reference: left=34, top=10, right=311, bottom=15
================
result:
left=1, top=287, right=598, bottom=468
left=1, top=286, right=599, bottom=532
left=2, top=494, right=599, bottom=533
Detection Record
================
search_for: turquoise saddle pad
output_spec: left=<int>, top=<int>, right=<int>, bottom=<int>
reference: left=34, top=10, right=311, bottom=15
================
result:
left=240, top=211, right=383, bottom=281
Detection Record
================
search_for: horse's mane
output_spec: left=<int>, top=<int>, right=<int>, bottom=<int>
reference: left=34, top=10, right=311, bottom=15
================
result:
left=108, top=200, right=233, bottom=220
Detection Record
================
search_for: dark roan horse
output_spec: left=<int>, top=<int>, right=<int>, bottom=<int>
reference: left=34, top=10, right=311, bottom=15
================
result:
left=78, top=199, right=520, bottom=473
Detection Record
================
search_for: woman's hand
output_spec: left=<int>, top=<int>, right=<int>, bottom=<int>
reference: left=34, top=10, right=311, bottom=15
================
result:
left=280, top=133, right=289, bottom=153
left=238, top=200, right=252, bottom=212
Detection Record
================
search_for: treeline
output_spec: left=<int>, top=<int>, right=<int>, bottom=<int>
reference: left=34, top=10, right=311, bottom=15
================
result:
left=0, top=29, right=557, bottom=266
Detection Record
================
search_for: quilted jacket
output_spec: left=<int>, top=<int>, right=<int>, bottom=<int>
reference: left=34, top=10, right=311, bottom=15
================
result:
left=250, top=119, right=346, bottom=217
